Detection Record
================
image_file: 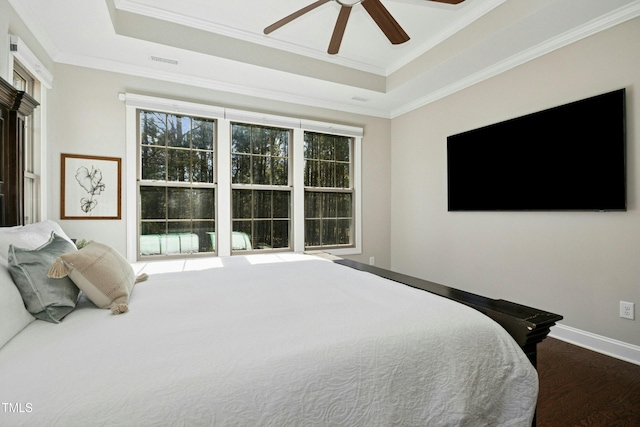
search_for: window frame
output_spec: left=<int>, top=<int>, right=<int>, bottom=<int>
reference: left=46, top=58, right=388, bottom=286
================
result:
left=13, top=62, right=37, bottom=224
left=135, top=107, right=222, bottom=259
left=124, top=93, right=362, bottom=261
left=137, top=109, right=218, bottom=258
left=9, top=35, right=53, bottom=224
left=303, top=131, right=356, bottom=250
left=230, top=122, right=293, bottom=253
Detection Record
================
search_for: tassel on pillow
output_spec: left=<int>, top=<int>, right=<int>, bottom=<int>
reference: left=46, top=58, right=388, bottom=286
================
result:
left=48, top=257, right=71, bottom=279
left=108, top=274, right=148, bottom=314
left=135, top=273, right=149, bottom=284
left=110, top=302, right=129, bottom=315
left=108, top=274, right=149, bottom=314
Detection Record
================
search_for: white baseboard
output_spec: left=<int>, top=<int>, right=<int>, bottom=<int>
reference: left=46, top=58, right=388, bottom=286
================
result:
left=549, top=324, right=640, bottom=366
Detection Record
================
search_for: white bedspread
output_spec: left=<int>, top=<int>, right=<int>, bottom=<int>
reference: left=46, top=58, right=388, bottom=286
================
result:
left=0, top=254, right=537, bottom=426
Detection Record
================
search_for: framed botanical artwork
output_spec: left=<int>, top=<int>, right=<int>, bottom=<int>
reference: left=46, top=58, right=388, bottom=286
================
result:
left=61, top=154, right=122, bottom=220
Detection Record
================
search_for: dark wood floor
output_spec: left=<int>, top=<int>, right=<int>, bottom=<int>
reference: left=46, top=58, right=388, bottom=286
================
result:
left=536, top=337, right=640, bottom=427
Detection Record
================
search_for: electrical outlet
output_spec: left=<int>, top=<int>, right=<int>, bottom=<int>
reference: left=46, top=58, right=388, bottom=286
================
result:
left=620, top=301, right=635, bottom=320
left=369, top=256, right=375, bottom=266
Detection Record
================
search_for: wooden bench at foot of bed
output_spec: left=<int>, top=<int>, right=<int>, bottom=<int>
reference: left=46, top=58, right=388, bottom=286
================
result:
left=334, top=258, right=563, bottom=368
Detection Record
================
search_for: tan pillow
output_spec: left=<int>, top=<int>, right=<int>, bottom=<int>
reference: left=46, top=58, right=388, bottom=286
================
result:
left=48, top=241, right=147, bottom=314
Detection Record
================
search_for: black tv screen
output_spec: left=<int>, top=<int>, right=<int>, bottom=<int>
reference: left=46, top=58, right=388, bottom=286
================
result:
left=447, top=89, right=626, bottom=211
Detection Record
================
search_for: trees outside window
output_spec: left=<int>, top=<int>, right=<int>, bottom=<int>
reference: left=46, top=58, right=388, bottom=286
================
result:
left=231, top=123, right=291, bottom=252
left=132, top=98, right=361, bottom=260
left=139, top=111, right=216, bottom=256
left=304, top=132, right=353, bottom=249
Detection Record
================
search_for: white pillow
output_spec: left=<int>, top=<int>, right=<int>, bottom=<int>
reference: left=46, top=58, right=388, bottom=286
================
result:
left=0, top=257, right=35, bottom=350
left=0, top=220, right=74, bottom=260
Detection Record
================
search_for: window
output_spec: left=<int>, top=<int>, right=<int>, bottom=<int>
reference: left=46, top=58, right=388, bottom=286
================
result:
left=13, top=61, right=38, bottom=224
left=125, top=93, right=362, bottom=261
left=138, top=110, right=216, bottom=256
left=10, top=35, right=53, bottom=226
left=231, top=123, right=291, bottom=251
left=304, top=132, right=354, bottom=249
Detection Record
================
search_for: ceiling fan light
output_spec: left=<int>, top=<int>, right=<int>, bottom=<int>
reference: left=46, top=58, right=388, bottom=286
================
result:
left=335, top=0, right=363, bottom=6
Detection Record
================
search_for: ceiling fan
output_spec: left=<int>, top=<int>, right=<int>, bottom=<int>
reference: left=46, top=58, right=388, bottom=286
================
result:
left=264, top=0, right=465, bottom=55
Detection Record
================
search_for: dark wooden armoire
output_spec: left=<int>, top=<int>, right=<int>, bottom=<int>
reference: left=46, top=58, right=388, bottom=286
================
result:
left=0, top=76, right=39, bottom=226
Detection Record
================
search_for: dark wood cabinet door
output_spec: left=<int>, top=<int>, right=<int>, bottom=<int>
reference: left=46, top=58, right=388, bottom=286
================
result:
left=0, top=77, right=38, bottom=226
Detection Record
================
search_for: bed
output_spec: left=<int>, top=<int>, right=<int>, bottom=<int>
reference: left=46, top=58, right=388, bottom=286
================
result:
left=0, top=221, right=558, bottom=426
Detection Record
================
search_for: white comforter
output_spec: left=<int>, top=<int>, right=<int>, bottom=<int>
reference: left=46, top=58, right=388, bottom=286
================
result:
left=0, top=254, right=537, bottom=426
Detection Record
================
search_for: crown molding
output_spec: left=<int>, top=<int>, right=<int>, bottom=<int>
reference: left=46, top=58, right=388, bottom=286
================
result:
left=55, top=51, right=392, bottom=119
left=9, top=0, right=640, bottom=119
left=386, top=0, right=505, bottom=75
left=390, top=0, right=640, bottom=118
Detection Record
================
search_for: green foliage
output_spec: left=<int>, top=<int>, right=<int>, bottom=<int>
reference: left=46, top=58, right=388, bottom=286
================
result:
left=75, top=238, right=88, bottom=250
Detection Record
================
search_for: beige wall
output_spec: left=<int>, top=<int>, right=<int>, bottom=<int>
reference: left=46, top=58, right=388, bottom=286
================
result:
left=1, top=0, right=391, bottom=266
left=391, top=17, right=640, bottom=346
left=45, top=65, right=392, bottom=268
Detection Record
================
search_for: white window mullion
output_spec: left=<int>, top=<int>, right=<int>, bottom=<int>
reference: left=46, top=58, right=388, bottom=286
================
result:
left=321, top=136, right=362, bottom=256
left=353, top=136, right=363, bottom=254
left=125, top=104, right=138, bottom=261
left=36, top=89, right=47, bottom=221
left=292, top=128, right=305, bottom=253
left=216, top=119, right=232, bottom=256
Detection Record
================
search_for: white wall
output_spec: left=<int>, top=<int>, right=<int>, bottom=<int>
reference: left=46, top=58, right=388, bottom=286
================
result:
left=391, top=17, right=640, bottom=346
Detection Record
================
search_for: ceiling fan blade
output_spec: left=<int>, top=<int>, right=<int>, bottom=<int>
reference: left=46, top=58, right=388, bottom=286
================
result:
left=362, top=0, right=410, bottom=45
left=264, top=0, right=331, bottom=34
left=328, top=5, right=352, bottom=55
left=427, top=0, right=465, bottom=4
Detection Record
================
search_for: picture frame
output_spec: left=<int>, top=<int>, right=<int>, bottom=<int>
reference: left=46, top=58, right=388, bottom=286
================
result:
left=61, top=153, right=122, bottom=220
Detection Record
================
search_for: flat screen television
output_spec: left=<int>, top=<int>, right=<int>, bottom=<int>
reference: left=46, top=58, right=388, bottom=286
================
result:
left=447, top=89, right=626, bottom=211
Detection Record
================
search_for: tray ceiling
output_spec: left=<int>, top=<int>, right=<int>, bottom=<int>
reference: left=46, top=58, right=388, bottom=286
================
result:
left=8, top=0, right=640, bottom=117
